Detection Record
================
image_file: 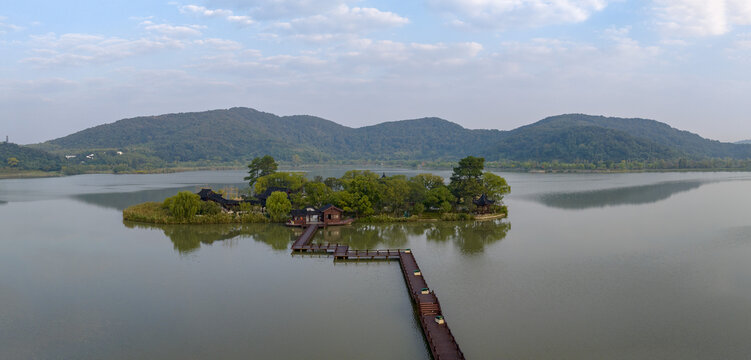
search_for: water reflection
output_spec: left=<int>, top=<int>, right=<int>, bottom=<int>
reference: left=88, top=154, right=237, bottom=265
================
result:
left=424, top=220, right=511, bottom=254
left=317, top=220, right=511, bottom=254
left=123, top=222, right=296, bottom=253
left=316, top=224, right=409, bottom=249
left=76, top=187, right=197, bottom=211
left=535, top=180, right=705, bottom=209
left=74, top=183, right=246, bottom=211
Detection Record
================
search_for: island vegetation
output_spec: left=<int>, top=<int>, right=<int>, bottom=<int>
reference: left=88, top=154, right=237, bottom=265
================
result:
left=123, top=155, right=509, bottom=225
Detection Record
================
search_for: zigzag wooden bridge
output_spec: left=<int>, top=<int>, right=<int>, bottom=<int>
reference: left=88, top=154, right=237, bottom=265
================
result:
left=291, top=224, right=465, bottom=360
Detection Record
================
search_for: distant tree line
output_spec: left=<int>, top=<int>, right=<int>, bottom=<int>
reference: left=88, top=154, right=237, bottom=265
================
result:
left=489, top=158, right=751, bottom=171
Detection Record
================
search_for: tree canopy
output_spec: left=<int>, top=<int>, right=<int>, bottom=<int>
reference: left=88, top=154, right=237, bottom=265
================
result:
left=257, top=163, right=508, bottom=218
left=245, top=155, right=278, bottom=187
left=254, top=171, right=306, bottom=194
left=449, top=156, right=485, bottom=204
left=266, top=191, right=292, bottom=222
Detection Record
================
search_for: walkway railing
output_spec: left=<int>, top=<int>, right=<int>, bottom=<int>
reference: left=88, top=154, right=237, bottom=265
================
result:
left=290, top=225, right=465, bottom=359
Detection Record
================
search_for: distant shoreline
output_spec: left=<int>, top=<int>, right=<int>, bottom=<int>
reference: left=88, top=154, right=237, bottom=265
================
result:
left=4, top=165, right=751, bottom=180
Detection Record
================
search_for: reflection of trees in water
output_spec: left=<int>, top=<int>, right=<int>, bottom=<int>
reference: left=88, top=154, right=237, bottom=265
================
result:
left=251, top=225, right=297, bottom=250
left=536, top=181, right=705, bottom=209
left=425, top=220, right=511, bottom=254
left=123, top=221, right=295, bottom=254
left=74, top=183, right=246, bottom=211
left=318, top=220, right=510, bottom=254
left=317, top=224, right=409, bottom=249
left=124, top=219, right=509, bottom=255
left=76, top=187, right=196, bottom=211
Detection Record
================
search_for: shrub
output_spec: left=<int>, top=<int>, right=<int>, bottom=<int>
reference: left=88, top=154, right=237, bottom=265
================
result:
left=412, top=203, right=425, bottom=215
left=123, top=202, right=171, bottom=224
left=198, top=200, right=222, bottom=215
left=164, top=191, right=202, bottom=219
left=440, top=212, right=475, bottom=221
left=266, top=191, right=292, bottom=222
left=239, top=212, right=268, bottom=223
left=439, top=201, right=452, bottom=213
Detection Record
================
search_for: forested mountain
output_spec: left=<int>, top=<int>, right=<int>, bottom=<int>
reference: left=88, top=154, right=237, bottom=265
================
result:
left=737, top=140, right=751, bottom=144
left=0, top=142, right=62, bottom=171
left=504, top=114, right=751, bottom=160
left=38, top=108, right=500, bottom=162
left=33, top=108, right=751, bottom=166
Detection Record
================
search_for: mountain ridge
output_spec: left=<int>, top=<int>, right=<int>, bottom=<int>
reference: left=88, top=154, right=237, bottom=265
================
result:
left=26, top=107, right=751, bottom=166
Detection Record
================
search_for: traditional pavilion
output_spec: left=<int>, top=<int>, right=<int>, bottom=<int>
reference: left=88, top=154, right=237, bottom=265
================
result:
left=197, top=188, right=240, bottom=210
left=472, top=194, right=495, bottom=214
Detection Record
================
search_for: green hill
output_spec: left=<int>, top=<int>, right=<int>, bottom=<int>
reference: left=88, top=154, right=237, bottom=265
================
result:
left=40, top=107, right=500, bottom=162
left=487, top=114, right=751, bottom=162
left=33, top=108, right=751, bottom=168
left=509, top=114, right=751, bottom=160
left=0, top=142, right=62, bottom=171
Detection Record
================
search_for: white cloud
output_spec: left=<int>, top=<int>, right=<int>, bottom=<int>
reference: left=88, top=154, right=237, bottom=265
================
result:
left=273, top=4, right=408, bottom=37
left=429, top=0, right=610, bottom=29
left=194, top=38, right=244, bottom=51
left=342, top=39, right=483, bottom=68
left=726, top=32, right=751, bottom=61
left=180, top=4, right=254, bottom=26
left=22, top=32, right=188, bottom=67
left=205, top=0, right=356, bottom=20
left=654, top=0, right=751, bottom=36
left=140, top=20, right=204, bottom=37
left=0, top=16, right=24, bottom=34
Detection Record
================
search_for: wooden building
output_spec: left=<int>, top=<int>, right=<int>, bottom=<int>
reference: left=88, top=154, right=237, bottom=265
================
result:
left=319, top=204, right=344, bottom=225
left=287, top=204, right=353, bottom=227
left=289, top=208, right=320, bottom=226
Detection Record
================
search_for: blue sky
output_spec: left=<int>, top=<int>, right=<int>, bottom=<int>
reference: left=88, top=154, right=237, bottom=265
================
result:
left=1, top=0, right=750, bottom=144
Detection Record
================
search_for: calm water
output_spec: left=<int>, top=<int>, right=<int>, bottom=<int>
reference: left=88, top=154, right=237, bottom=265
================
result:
left=1, top=170, right=751, bottom=359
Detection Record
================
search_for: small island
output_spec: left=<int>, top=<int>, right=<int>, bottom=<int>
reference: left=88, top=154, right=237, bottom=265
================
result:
left=123, top=155, right=509, bottom=225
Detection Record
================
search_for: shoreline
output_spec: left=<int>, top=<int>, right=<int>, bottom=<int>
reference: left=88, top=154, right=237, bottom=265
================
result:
left=123, top=201, right=508, bottom=226
left=5, top=165, right=751, bottom=180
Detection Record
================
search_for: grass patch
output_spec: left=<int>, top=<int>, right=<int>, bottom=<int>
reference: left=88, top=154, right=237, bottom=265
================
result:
left=123, top=202, right=269, bottom=225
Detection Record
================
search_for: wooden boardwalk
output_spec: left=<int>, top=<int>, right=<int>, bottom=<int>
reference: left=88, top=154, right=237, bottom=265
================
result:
left=291, top=224, right=465, bottom=359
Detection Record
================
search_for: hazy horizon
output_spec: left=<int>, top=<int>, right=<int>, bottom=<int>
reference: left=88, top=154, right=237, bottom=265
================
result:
left=2, top=1, right=751, bottom=144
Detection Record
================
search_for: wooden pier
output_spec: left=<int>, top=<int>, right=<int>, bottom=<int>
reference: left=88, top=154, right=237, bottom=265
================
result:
left=291, top=224, right=465, bottom=359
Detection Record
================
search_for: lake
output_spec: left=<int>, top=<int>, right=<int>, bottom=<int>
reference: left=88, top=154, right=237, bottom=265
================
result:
left=1, top=170, right=750, bottom=359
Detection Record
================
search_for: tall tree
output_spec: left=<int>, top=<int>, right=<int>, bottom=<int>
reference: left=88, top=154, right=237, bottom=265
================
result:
left=449, top=156, right=485, bottom=204
left=482, top=172, right=510, bottom=201
left=303, top=181, right=330, bottom=208
left=245, top=155, right=278, bottom=188
left=266, top=191, right=292, bottom=222
left=254, top=172, right=306, bottom=194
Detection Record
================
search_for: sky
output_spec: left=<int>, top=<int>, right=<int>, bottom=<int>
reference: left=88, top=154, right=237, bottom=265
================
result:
left=1, top=0, right=750, bottom=144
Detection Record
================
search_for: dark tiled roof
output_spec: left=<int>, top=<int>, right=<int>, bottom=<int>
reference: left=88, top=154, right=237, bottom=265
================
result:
left=197, top=188, right=240, bottom=206
left=318, top=204, right=343, bottom=212
left=473, top=194, right=495, bottom=206
left=255, top=187, right=290, bottom=200
left=290, top=208, right=321, bottom=217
